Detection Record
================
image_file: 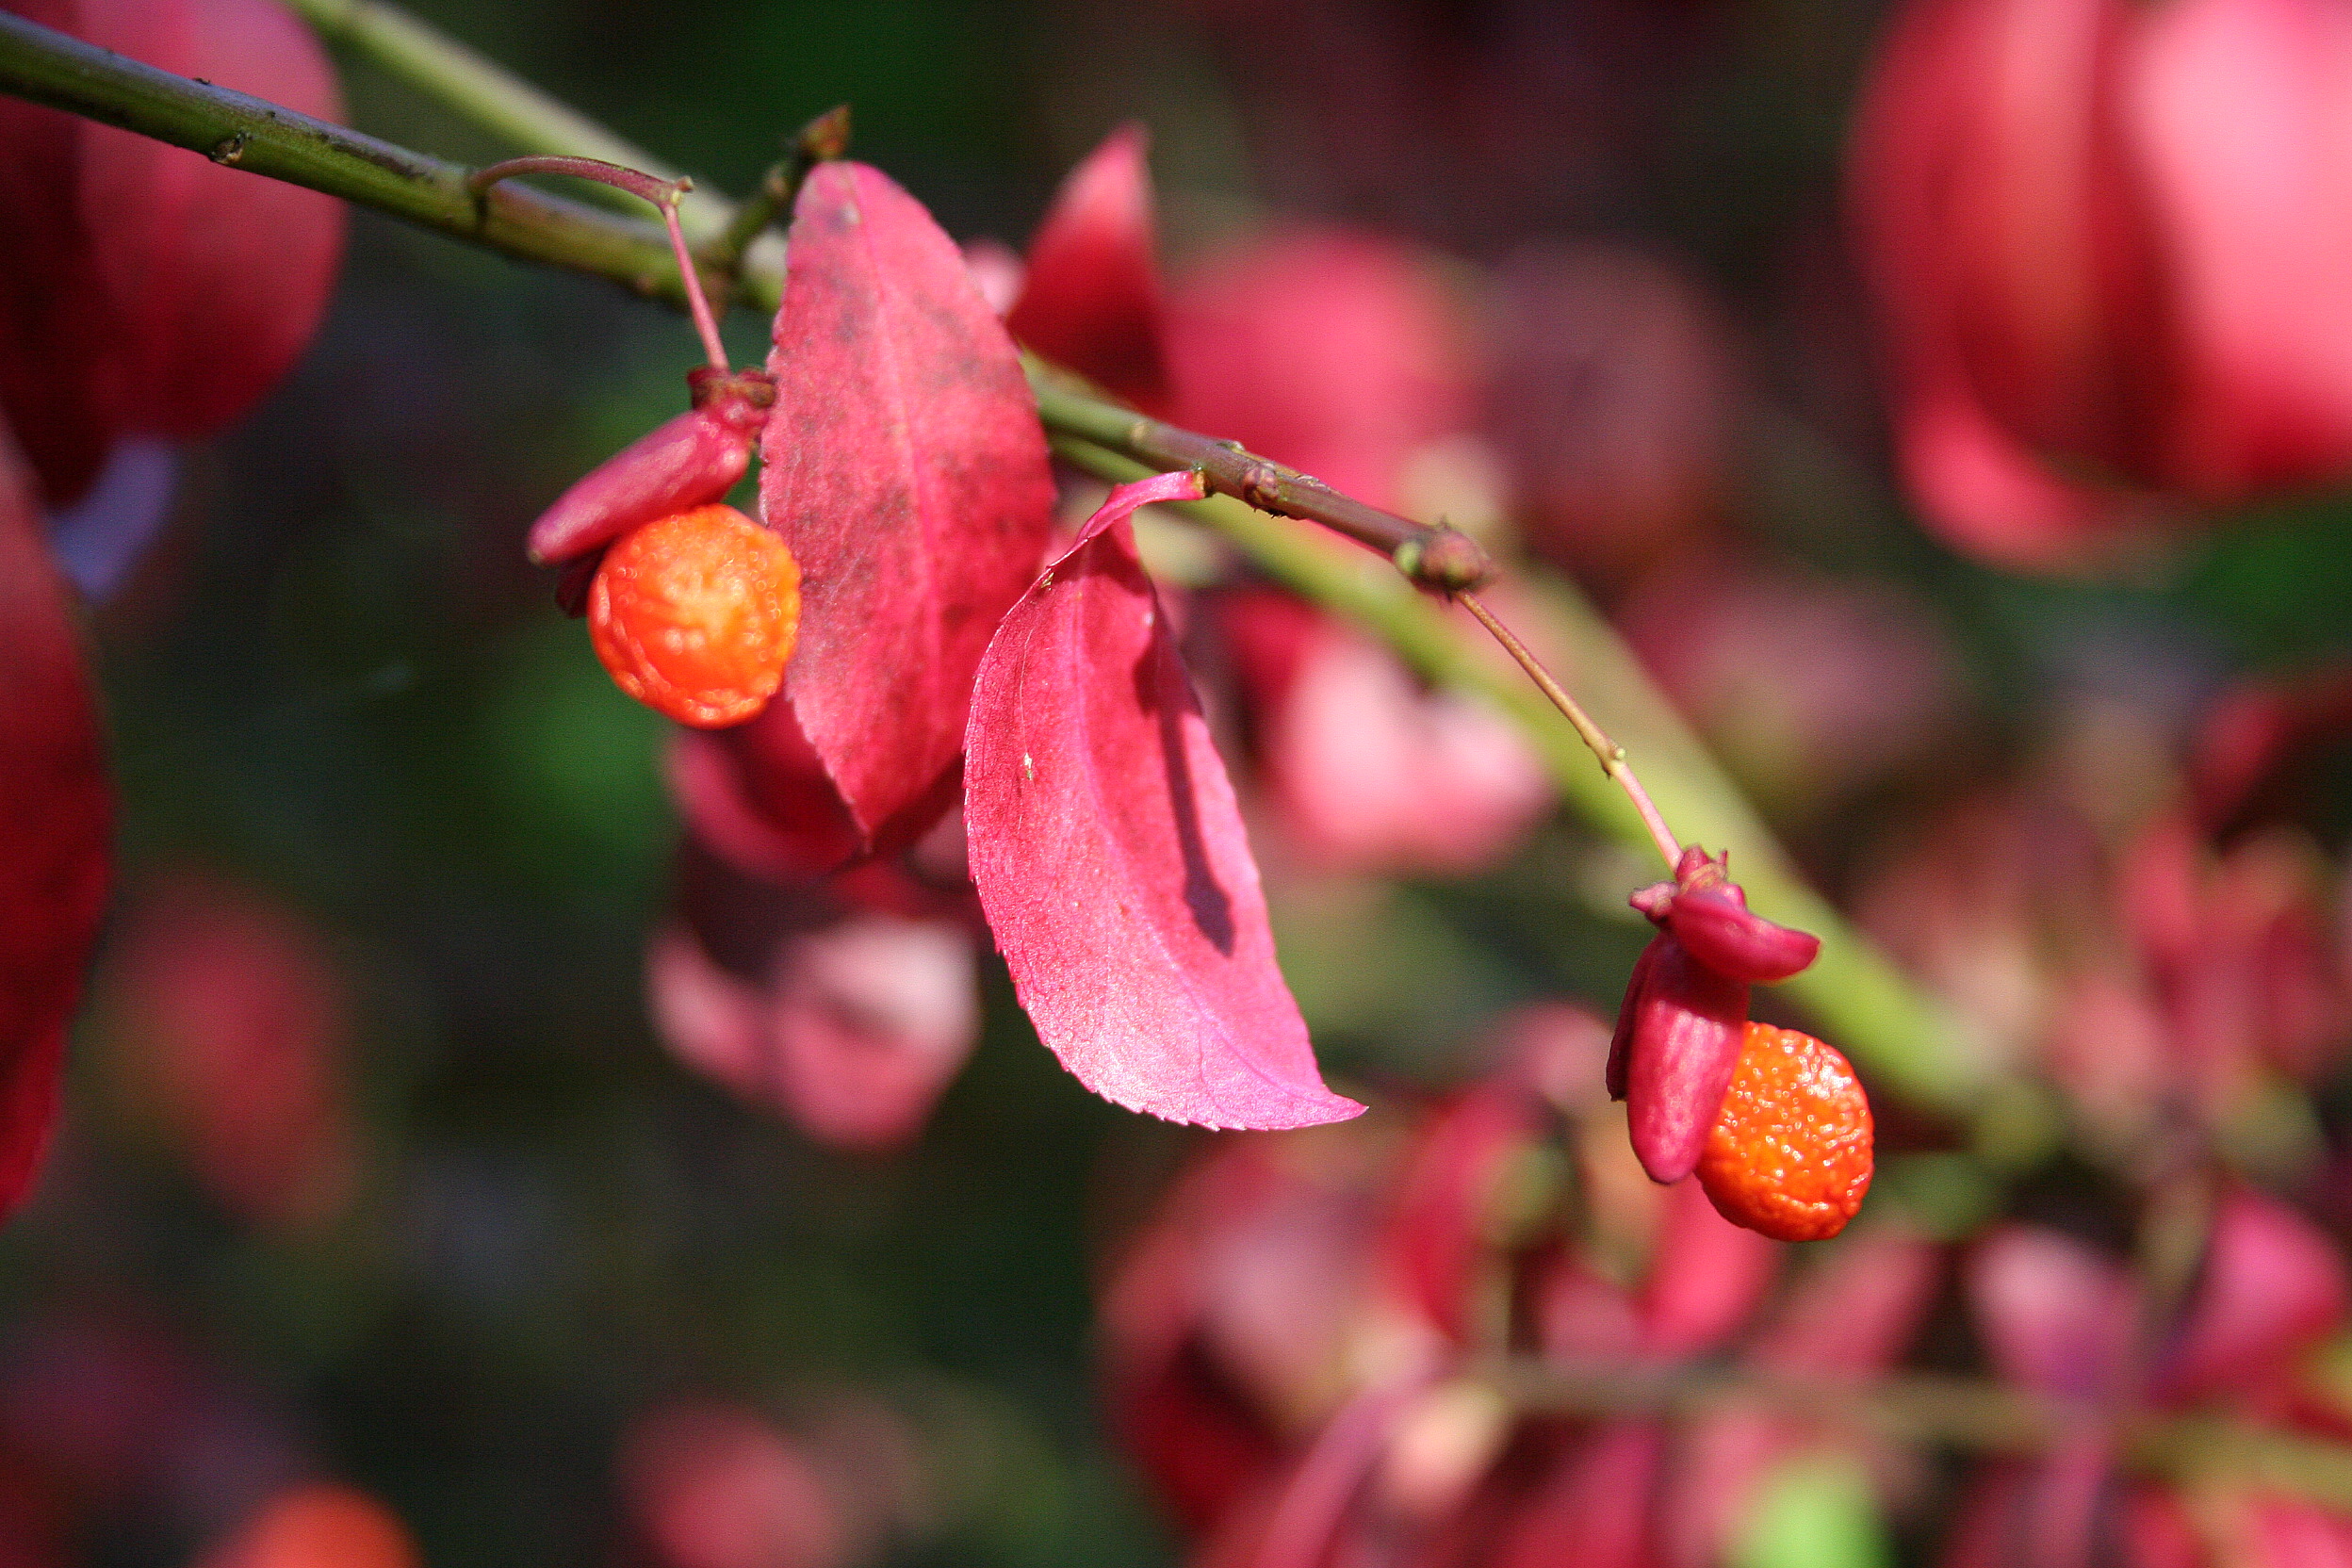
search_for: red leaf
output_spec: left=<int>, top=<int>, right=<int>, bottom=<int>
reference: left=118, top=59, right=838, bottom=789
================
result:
left=0, top=0, right=112, bottom=509
left=74, top=0, right=345, bottom=442
left=760, top=161, right=1055, bottom=844
left=0, top=0, right=344, bottom=508
left=965, top=473, right=1361, bottom=1129
left=0, top=420, right=111, bottom=1216
left=1005, top=123, right=1173, bottom=414
left=99, top=874, right=355, bottom=1226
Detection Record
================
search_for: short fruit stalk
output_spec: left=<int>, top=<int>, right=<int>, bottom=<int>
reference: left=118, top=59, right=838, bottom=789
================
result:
left=468, top=155, right=803, bottom=728
left=1492, top=619, right=1872, bottom=1240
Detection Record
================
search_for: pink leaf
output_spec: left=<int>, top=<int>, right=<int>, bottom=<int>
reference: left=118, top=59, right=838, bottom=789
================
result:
left=1005, top=123, right=1172, bottom=414
left=760, top=161, right=1055, bottom=844
left=645, top=914, right=978, bottom=1154
left=0, top=420, right=110, bottom=1217
left=965, top=473, right=1361, bottom=1129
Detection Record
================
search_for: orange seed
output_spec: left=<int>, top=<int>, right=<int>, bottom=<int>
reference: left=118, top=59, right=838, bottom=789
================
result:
left=1695, top=1021, right=1873, bottom=1243
left=588, top=504, right=800, bottom=727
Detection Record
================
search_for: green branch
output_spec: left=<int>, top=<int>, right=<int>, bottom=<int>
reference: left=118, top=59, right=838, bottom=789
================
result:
left=0, top=4, right=1995, bottom=1123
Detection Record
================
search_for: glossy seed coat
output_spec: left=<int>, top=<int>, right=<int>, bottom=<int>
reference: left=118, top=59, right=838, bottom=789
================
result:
left=587, top=505, right=800, bottom=728
left=1696, top=1021, right=1873, bottom=1242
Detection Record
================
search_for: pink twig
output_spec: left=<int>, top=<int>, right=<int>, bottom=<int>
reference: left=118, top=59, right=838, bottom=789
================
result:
left=469, top=155, right=729, bottom=370
left=1457, top=591, right=1681, bottom=871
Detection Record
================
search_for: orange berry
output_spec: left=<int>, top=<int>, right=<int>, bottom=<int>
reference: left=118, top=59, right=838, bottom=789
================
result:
left=1695, top=1021, right=1872, bottom=1243
left=588, top=504, right=800, bottom=727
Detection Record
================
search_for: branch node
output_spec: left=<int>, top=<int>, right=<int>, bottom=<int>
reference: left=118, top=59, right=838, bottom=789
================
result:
left=1238, top=459, right=1285, bottom=513
left=1392, top=525, right=1494, bottom=593
left=795, top=104, right=852, bottom=163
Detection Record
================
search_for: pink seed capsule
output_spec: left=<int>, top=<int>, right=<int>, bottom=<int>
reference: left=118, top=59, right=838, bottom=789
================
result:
left=1621, top=936, right=1749, bottom=1184
left=1605, top=934, right=1663, bottom=1102
left=526, top=368, right=775, bottom=566
left=1667, top=883, right=1821, bottom=984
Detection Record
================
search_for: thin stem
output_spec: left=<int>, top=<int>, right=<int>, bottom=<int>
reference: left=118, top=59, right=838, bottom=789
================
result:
left=466, top=153, right=681, bottom=208
left=1458, top=590, right=1681, bottom=870
left=665, top=202, right=730, bottom=368
left=470, top=156, right=728, bottom=368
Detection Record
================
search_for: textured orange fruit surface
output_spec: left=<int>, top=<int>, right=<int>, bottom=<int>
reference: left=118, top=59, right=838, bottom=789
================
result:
left=1696, top=1021, right=1872, bottom=1242
left=588, top=504, right=800, bottom=727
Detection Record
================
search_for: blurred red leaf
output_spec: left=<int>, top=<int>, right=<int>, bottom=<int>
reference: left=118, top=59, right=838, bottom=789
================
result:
left=1635, top=1176, right=1778, bottom=1359
left=1165, top=228, right=1476, bottom=511
left=1380, top=1086, right=1541, bottom=1343
left=965, top=473, right=1360, bottom=1129
left=2127, top=0, right=2352, bottom=497
left=619, top=1402, right=845, bottom=1568
left=1846, top=0, right=2168, bottom=567
left=665, top=697, right=865, bottom=886
left=1967, top=1227, right=2138, bottom=1400
left=1220, top=588, right=1549, bottom=877
left=99, top=874, right=356, bottom=1227
left=2156, top=1185, right=2349, bottom=1402
left=1005, top=123, right=1172, bottom=414
left=1097, top=1130, right=1380, bottom=1535
left=0, top=0, right=113, bottom=508
left=74, top=0, right=344, bottom=442
left=1851, top=0, right=2352, bottom=564
left=1483, top=244, right=1737, bottom=587
left=0, top=421, right=109, bottom=1217
left=0, top=0, right=344, bottom=510
left=760, top=161, right=1054, bottom=844
left=1487, top=1423, right=1666, bottom=1568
